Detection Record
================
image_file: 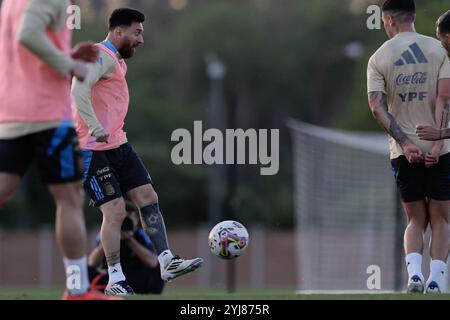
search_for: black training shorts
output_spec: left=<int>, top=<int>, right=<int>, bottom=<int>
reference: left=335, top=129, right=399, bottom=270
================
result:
left=0, top=121, right=83, bottom=184
left=82, top=143, right=152, bottom=207
left=391, top=152, right=450, bottom=202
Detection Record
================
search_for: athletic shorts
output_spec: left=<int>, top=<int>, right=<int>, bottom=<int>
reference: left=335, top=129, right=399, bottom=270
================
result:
left=82, top=143, right=152, bottom=207
left=0, top=121, right=83, bottom=184
left=391, top=153, right=450, bottom=202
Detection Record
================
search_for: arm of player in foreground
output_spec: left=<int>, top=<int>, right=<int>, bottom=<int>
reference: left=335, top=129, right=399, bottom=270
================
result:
left=416, top=79, right=450, bottom=141
left=17, top=0, right=76, bottom=76
left=72, top=52, right=114, bottom=143
left=368, top=91, right=424, bottom=163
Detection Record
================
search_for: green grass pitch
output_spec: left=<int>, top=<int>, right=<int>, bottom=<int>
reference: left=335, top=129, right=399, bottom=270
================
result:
left=0, top=288, right=449, bottom=300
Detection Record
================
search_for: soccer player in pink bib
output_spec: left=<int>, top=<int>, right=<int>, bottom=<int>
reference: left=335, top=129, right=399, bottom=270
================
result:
left=71, top=8, right=203, bottom=296
left=0, top=0, right=118, bottom=300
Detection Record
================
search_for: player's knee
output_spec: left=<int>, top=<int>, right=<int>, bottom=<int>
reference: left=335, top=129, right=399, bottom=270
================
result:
left=407, top=215, right=427, bottom=229
left=51, top=182, right=85, bottom=210
left=140, top=189, right=158, bottom=205
left=107, top=211, right=127, bottom=225
left=429, top=213, right=449, bottom=226
left=54, top=187, right=85, bottom=211
left=102, top=198, right=127, bottom=224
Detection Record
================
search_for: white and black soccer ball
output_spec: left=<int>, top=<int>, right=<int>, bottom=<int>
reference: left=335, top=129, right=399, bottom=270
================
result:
left=208, top=220, right=249, bottom=259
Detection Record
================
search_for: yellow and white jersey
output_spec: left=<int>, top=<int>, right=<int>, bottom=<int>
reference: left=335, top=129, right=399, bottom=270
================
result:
left=368, top=32, right=450, bottom=159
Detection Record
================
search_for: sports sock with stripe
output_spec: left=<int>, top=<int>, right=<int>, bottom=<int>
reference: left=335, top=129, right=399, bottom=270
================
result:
left=108, top=263, right=126, bottom=285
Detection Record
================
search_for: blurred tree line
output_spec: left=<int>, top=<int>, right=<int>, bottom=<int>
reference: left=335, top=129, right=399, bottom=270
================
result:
left=1, top=0, right=446, bottom=230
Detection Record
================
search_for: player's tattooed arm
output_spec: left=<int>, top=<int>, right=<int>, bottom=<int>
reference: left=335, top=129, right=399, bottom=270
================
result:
left=105, top=251, right=120, bottom=266
left=439, top=102, right=450, bottom=139
left=416, top=101, right=450, bottom=141
left=434, top=78, right=450, bottom=140
left=418, top=85, right=450, bottom=141
left=368, top=91, right=409, bottom=146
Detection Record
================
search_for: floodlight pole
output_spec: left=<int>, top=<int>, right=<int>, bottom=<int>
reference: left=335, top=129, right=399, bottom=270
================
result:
left=206, top=53, right=226, bottom=225
left=206, top=54, right=227, bottom=287
left=226, top=93, right=238, bottom=294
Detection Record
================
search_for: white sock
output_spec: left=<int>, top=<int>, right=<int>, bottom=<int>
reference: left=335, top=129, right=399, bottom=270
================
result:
left=427, top=260, right=447, bottom=288
left=406, top=253, right=424, bottom=282
left=63, top=256, right=89, bottom=296
left=108, top=263, right=126, bottom=285
left=158, top=250, right=174, bottom=268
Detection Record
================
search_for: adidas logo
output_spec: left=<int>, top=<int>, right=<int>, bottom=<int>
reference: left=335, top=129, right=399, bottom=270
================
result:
left=106, top=282, right=133, bottom=295
left=394, top=43, right=428, bottom=66
left=167, top=260, right=182, bottom=271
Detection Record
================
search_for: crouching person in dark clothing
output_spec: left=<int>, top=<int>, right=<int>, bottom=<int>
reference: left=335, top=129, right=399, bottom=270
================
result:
left=88, top=201, right=165, bottom=294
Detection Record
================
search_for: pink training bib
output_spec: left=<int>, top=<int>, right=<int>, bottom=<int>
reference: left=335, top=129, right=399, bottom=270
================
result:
left=73, top=43, right=129, bottom=151
left=0, top=0, right=73, bottom=123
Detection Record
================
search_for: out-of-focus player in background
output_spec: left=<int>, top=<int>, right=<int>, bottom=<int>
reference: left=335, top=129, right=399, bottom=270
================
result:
left=71, top=8, right=203, bottom=296
left=436, top=10, right=450, bottom=59
left=0, top=0, right=118, bottom=300
left=367, top=0, right=450, bottom=294
left=416, top=10, right=450, bottom=141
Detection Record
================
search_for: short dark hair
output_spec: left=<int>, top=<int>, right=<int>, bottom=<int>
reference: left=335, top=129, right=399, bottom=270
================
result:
left=382, top=0, right=416, bottom=24
left=437, top=11, right=450, bottom=34
left=382, top=0, right=415, bottom=13
left=109, top=8, right=145, bottom=31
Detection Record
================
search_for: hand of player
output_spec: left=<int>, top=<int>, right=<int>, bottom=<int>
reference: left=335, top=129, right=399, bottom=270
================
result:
left=416, top=124, right=442, bottom=141
left=425, top=144, right=442, bottom=168
left=71, top=41, right=99, bottom=63
left=92, top=129, right=109, bottom=144
left=71, top=60, right=88, bottom=82
left=401, top=141, right=424, bottom=164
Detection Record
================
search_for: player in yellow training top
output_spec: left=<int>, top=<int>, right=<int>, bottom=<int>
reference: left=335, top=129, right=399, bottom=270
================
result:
left=367, top=0, right=450, bottom=294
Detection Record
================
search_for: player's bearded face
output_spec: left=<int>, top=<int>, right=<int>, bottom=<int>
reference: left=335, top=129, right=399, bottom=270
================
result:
left=119, top=38, right=137, bottom=59
left=119, top=23, right=144, bottom=59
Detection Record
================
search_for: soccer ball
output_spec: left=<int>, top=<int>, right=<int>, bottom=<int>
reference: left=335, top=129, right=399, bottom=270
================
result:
left=208, top=220, right=249, bottom=259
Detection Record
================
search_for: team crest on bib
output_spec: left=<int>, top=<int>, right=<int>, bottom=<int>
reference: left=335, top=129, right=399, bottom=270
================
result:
left=104, top=182, right=115, bottom=196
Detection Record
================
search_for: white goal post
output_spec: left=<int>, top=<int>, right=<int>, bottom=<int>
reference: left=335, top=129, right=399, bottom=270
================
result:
left=288, top=119, right=404, bottom=292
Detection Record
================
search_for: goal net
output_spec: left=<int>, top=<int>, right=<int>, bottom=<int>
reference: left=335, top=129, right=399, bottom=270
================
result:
left=288, top=119, right=404, bottom=292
